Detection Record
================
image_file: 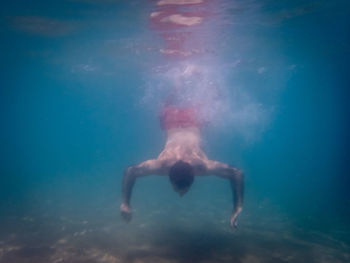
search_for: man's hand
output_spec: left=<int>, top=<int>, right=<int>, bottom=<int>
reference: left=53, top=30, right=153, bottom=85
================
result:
left=120, top=203, right=132, bottom=222
left=230, top=207, right=242, bottom=228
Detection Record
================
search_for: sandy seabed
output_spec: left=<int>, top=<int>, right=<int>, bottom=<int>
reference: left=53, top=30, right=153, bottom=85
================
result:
left=0, top=202, right=349, bottom=263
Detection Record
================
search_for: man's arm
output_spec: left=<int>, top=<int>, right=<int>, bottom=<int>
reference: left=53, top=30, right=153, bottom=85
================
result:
left=206, top=161, right=244, bottom=228
left=121, top=160, right=163, bottom=222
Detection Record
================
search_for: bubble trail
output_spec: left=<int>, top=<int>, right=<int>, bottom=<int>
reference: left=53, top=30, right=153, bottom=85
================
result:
left=147, top=0, right=225, bottom=122
left=143, top=0, right=270, bottom=140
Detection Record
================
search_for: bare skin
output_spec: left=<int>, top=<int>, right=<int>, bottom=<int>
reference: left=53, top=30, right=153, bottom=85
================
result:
left=120, top=127, right=244, bottom=228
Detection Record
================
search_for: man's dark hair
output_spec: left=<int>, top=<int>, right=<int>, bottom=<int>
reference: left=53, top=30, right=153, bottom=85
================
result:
left=169, top=160, right=194, bottom=189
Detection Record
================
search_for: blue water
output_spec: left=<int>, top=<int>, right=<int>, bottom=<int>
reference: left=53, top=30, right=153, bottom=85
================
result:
left=0, top=0, right=349, bottom=262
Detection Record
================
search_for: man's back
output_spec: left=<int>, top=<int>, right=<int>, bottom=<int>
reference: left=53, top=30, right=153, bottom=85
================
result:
left=158, top=127, right=208, bottom=167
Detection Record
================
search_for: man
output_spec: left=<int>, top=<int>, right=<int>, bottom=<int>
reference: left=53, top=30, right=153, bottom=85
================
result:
left=120, top=105, right=244, bottom=228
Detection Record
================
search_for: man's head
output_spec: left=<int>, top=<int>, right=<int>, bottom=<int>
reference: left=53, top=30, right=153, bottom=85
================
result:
left=169, top=160, right=194, bottom=196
